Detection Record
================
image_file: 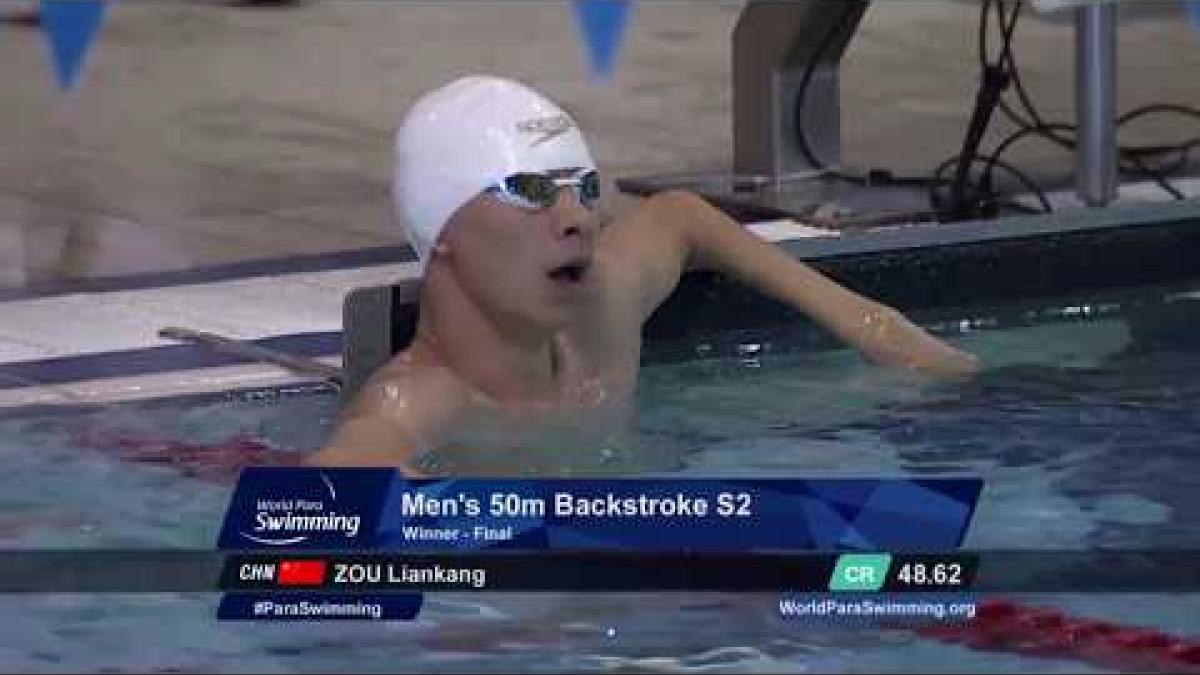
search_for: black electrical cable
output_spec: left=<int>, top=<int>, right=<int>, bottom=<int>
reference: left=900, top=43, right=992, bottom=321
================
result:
left=1128, top=137, right=1199, bottom=175
left=1118, top=103, right=1200, bottom=127
left=1126, top=155, right=1186, bottom=199
left=979, top=122, right=1073, bottom=201
left=1115, top=106, right=1200, bottom=173
left=981, top=122, right=1194, bottom=202
left=789, top=0, right=1200, bottom=221
left=986, top=1, right=1200, bottom=198
left=790, top=1, right=942, bottom=189
left=970, top=0, right=1200, bottom=209
left=932, top=154, right=1053, bottom=214
left=944, top=0, right=1022, bottom=219
left=792, top=0, right=863, bottom=183
left=931, top=0, right=1009, bottom=218
left=929, top=10, right=1003, bottom=215
left=993, top=1, right=1074, bottom=147
left=983, top=110, right=1195, bottom=180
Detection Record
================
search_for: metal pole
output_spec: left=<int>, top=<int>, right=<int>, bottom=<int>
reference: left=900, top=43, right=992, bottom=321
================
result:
left=732, top=0, right=867, bottom=179
left=1076, top=3, right=1118, bottom=207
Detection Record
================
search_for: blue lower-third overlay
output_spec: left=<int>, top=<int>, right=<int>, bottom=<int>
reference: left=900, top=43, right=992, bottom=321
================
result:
left=218, top=469, right=983, bottom=552
left=217, top=593, right=423, bottom=621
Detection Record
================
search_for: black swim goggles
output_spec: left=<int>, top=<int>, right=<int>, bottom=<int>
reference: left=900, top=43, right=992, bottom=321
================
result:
left=484, top=168, right=600, bottom=210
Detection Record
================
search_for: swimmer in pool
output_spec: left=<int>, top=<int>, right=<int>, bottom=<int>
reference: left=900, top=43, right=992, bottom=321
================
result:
left=308, top=76, right=979, bottom=474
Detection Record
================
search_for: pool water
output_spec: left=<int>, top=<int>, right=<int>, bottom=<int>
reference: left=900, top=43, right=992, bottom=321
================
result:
left=0, top=281, right=1198, bottom=672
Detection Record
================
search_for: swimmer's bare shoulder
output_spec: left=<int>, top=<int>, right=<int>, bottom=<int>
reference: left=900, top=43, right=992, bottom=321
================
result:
left=305, top=354, right=470, bottom=474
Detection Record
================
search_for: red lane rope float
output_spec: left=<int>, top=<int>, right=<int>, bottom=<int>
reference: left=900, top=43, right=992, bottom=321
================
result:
left=74, top=430, right=301, bottom=483
left=918, top=598, right=1200, bottom=673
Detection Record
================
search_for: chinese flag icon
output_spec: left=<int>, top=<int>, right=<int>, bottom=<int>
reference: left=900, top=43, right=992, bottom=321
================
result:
left=277, top=560, right=326, bottom=587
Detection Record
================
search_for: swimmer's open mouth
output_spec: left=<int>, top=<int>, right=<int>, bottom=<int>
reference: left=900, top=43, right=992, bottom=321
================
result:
left=547, top=259, right=590, bottom=283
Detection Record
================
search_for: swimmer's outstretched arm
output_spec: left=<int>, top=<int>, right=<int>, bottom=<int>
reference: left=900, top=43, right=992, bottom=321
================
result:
left=616, top=190, right=980, bottom=378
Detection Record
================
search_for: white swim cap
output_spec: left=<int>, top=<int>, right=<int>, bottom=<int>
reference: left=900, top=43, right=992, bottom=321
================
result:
left=393, top=76, right=597, bottom=274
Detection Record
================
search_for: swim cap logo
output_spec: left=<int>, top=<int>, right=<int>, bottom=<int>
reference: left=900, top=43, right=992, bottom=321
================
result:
left=516, top=115, right=575, bottom=147
left=240, top=472, right=361, bottom=546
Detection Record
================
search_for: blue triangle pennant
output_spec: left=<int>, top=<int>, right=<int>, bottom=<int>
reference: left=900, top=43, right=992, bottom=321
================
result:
left=40, top=0, right=108, bottom=91
left=572, top=0, right=633, bottom=82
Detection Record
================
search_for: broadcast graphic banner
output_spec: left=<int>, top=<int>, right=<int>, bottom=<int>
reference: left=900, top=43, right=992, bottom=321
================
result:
left=218, top=552, right=979, bottom=592
left=0, top=549, right=1193, bottom=593
left=216, top=469, right=982, bottom=552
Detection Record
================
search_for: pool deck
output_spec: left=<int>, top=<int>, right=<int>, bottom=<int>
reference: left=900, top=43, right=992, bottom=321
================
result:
left=0, top=219, right=837, bottom=407
left=0, top=2, right=1198, bottom=406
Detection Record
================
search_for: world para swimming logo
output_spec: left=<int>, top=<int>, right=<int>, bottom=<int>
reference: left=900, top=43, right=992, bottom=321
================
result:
left=240, top=472, right=362, bottom=546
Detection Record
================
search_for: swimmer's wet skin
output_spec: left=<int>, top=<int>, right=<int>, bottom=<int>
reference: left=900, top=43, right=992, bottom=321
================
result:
left=306, top=76, right=980, bottom=473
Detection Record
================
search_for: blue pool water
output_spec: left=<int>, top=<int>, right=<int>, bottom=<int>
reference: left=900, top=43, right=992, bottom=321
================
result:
left=0, top=282, right=1198, bottom=672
